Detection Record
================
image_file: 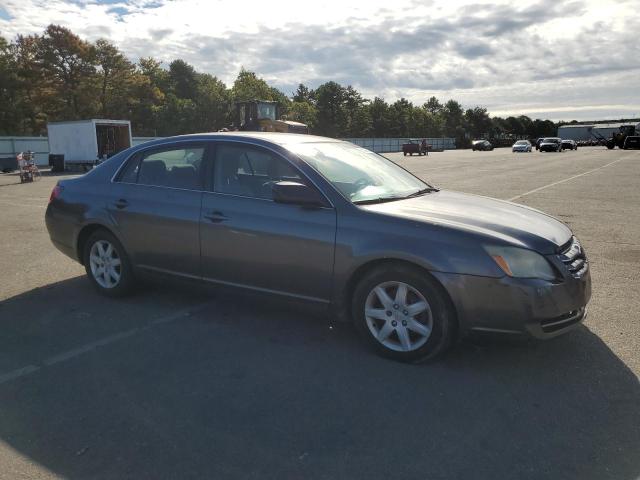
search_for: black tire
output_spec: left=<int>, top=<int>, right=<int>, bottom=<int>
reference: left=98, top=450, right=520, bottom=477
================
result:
left=403, top=152, right=407, bottom=156
left=83, top=229, right=135, bottom=297
left=352, top=264, right=455, bottom=363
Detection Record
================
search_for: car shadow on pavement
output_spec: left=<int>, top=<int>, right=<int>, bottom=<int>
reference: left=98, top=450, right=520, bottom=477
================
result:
left=0, top=278, right=638, bottom=480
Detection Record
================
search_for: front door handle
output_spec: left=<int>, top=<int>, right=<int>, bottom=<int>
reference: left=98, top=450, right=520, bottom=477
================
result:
left=114, top=198, right=129, bottom=209
left=204, top=211, right=228, bottom=223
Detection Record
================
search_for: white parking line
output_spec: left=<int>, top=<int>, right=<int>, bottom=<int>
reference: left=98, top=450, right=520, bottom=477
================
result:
left=0, top=303, right=211, bottom=386
left=508, top=157, right=626, bottom=202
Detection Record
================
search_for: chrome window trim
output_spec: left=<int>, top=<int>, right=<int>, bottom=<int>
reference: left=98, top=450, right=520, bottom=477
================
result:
left=201, top=189, right=334, bottom=210
left=113, top=181, right=205, bottom=194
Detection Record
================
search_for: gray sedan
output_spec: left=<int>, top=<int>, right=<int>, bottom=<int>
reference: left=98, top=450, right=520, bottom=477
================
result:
left=46, top=133, right=591, bottom=362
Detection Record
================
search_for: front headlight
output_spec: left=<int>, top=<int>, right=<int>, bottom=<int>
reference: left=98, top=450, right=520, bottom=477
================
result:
left=485, top=246, right=557, bottom=280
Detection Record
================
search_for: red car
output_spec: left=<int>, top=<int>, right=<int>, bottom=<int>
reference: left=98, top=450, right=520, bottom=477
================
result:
left=402, top=139, right=429, bottom=156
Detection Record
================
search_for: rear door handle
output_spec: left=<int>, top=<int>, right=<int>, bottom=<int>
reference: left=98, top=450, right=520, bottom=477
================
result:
left=204, top=211, right=228, bottom=223
left=114, top=198, right=129, bottom=209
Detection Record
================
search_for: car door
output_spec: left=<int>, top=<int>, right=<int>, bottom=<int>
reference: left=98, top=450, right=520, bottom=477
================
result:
left=108, top=141, right=209, bottom=278
left=200, top=141, right=337, bottom=302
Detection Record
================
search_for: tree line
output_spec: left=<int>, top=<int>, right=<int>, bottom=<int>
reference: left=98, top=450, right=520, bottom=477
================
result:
left=0, top=24, right=558, bottom=146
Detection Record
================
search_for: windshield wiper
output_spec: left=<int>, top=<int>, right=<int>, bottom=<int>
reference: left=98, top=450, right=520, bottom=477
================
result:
left=353, top=188, right=439, bottom=205
left=403, top=187, right=439, bottom=198
left=353, top=196, right=404, bottom=205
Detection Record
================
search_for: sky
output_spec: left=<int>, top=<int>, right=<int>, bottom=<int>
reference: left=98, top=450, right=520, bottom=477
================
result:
left=0, top=0, right=639, bottom=121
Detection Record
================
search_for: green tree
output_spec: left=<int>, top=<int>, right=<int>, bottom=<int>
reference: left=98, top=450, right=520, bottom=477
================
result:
left=194, top=72, right=231, bottom=131
left=369, top=97, right=390, bottom=137
left=169, top=59, right=198, bottom=99
left=37, top=24, right=97, bottom=118
left=10, top=34, right=49, bottom=134
left=424, top=96, right=443, bottom=115
left=292, top=83, right=312, bottom=103
left=387, top=98, right=414, bottom=137
left=314, top=81, right=349, bottom=137
left=464, top=106, right=491, bottom=138
left=289, top=101, right=318, bottom=130
left=94, top=39, right=136, bottom=118
left=231, top=68, right=273, bottom=102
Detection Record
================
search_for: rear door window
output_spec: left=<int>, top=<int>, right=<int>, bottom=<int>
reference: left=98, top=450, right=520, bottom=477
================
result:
left=118, top=144, right=206, bottom=190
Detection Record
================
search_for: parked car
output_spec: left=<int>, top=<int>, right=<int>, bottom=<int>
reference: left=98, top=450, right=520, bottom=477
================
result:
left=561, top=139, right=577, bottom=150
left=402, top=139, right=428, bottom=156
left=623, top=136, right=640, bottom=149
left=535, top=138, right=544, bottom=150
left=472, top=140, right=493, bottom=151
left=46, top=133, right=591, bottom=363
left=512, top=140, right=532, bottom=152
left=539, top=137, right=563, bottom=152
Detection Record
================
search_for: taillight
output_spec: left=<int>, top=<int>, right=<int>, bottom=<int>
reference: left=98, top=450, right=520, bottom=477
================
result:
left=49, top=184, right=63, bottom=203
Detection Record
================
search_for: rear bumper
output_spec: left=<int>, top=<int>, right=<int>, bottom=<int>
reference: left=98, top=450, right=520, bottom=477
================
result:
left=45, top=204, right=81, bottom=262
left=432, top=269, right=591, bottom=339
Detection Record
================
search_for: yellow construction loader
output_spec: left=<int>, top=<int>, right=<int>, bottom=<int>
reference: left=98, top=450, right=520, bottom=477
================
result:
left=234, top=100, right=308, bottom=134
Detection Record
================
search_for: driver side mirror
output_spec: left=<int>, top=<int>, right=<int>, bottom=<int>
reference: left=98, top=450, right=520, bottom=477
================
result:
left=272, top=181, right=328, bottom=207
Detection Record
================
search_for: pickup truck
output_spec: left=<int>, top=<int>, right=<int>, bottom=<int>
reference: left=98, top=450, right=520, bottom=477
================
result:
left=402, top=139, right=428, bottom=156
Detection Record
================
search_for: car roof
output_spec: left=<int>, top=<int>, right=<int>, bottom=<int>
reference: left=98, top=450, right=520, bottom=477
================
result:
left=158, top=132, right=341, bottom=146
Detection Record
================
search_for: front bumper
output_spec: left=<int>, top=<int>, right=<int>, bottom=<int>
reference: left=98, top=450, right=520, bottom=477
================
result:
left=432, top=267, right=591, bottom=339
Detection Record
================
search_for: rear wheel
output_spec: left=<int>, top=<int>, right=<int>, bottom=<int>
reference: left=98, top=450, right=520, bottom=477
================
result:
left=352, top=265, right=455, bottom=363
left=83, top=230, right=135, bottom=297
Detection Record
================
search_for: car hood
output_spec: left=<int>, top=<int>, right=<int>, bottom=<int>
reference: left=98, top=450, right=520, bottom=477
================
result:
left=361, top=190, right=572, bottom=254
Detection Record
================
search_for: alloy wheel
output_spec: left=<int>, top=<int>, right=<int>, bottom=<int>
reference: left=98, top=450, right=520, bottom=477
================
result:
left=364, top=281, right=433, bottom=352
left=89, top=240, right=122, bottom=288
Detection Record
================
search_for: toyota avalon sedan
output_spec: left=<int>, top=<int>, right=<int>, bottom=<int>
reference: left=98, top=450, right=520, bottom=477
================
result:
left=46, top=133, right=591, bottom=363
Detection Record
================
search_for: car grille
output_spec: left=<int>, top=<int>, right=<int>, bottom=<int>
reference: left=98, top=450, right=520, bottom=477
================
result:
left=540, top=307, right=586, bottom=333
left=558, top=236, right=588, bottom=278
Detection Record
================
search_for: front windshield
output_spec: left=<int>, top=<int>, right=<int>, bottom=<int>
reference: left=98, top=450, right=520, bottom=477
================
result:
left=515, top=141, right=528, bottom=145
left=257, top=103, right=277, bottom=121
left=286, top=142, right=432, bottom=204
left=543, top=138, right=558, bottom=143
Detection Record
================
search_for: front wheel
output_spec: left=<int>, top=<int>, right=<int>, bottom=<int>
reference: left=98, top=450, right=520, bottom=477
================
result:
left=83, top=230, right=135, bottom=297
left=352, top=265, right=455, bottom=363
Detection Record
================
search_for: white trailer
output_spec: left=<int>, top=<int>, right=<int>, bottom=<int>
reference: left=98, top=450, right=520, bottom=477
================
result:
left=47, top=119, right=132, bottom=167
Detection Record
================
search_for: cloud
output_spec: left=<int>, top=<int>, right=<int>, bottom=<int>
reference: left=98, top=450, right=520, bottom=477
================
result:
left=0, top=0, right=638, bottom=121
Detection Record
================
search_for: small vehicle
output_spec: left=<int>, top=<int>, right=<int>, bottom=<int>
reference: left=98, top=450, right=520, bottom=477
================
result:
left=539, top=137, right=563, bottom=152
left=623, top=136, right=640, bottom=149
left=561, top=139, right=577, bottom=150
left=17, top=151, right=41, bottom=183
left=46, top=133, right=591, bottom=363
left=402, top=139, right=428, bottom=156
left=535, top=138, right=544, bottom=150
left=606, top=124, right=638, bottom=149
left=512, top=140, right=532, bottom=152
left=472, top=140, right=493, bottom=151
left=235, top=100, right=308, bottom=134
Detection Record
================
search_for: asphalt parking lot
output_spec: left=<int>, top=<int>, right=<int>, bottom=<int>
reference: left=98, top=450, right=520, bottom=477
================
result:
left=0, top=146, right=638, bottom=479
